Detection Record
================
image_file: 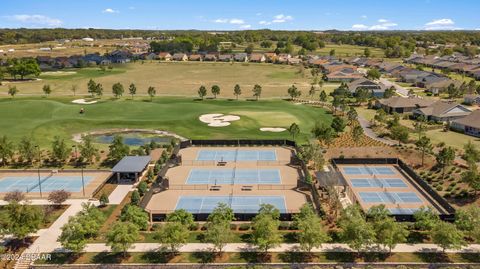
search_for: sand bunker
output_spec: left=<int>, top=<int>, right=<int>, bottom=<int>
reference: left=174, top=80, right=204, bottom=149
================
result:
left=42, top=71, right=77, bottom=76
left=260, top=127, right=286, bottom=132
left=199, top=114, right=240, bottom=127
left=72, top=99, right=98, bottom=105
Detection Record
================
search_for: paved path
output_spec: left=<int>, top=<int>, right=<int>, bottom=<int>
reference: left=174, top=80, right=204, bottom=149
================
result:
left=108, top=184, right=134, bottom=204
left=82, top=242, right=480, bottom=254
left=380, top=78, right=409, bottom=97
left=358, top=116, right=396, bottom=146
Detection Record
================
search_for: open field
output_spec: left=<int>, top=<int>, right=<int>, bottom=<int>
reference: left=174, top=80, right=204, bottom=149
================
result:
left=316, top=44, right=386, bottom=58
left=0, top=97, right=331, bottom=146
left=0, top=62, right=315, bottom=98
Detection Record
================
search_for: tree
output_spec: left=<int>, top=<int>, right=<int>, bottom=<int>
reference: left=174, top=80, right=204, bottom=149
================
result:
left=367, top=205, right=408, bottom=252
left=4, top=190, right=25, bottom=203
left=431, top=221, right=466, bottom=252
left=165, top=209, right=195, bottom=228
left=413, top=206, right=439, bottom=231
left=51, top=136, right=71, bottom=164
left=112, top=82, right=124, bottom=98
left=390, top=125, right=409, bottom=145
left=366, top=68, right=381, bottom=80
left=8, top=85, right=18, bottom=97
left=288, top=123, right=300, bottom=141
left=211, top=85, right=220, bottom=98
left=76, top=203, right=105, bottom=238
left=252, top=84, right=262, bottom=100
left=331, top=117, right=346, bottom=133
left=128, top=83, right=137, bottom=99
left=251, top=204, right=282, bottom=253
left=461, top=162, right=480, bottom=195
left=120, top=205, right=149, bottom=231
left=338, top=205, right=375, bottom=253
left=329, top=49, right=336, bottom=56
left=106, top=222, right=139, bottom=257
left=413, top=115, right=427, bottom=139
left=147, top=86, right=156, bottom=101
left=309, top=85, right=315, bottom=99
left=71, top=85, right=78, bottom=96
left=319, top=90, right=327, bottom=102
left=198, top=85, right=207, bottom=100
left=42, top=84, right=52, bottom=97
left=364, top=47, right=371, bottom=58
left=4, top=202, right=43, bottom=242
left=383, top=86, right=396, bottom=98
left=245, top=44, right=254, bottom=54
left=436, top=146, right=456, bottom=179
left=87, top=79, right=97, bottom=97
left=17, top=136, right=38, bottom=164
left=233, top=84, right=241, bottom=100
left=347, top=107, right=358, bottom=125
left=137, top=181, right=148, bottom=196
left=455, top=206, right=480, bottom=242
left=130, top=190, right=140, bottom=205
left=59, top=218, right=87, bottom=253
left=462, top=141, right=480, bottom=164
left=352, top=125, right=364, bottom=141
left=6, top=58, right=41, bottom=80
left=99, top=192, right=109, bottom=206
left=156, top=221, right=189, bottom=253
left=294, top=204, right=329, bottom=253
left=48, top=190, right=71, bottom=206
left=107, top=135, right=129, bottom=161
left=355, top=88, right=371, bottom=105
left=79, top=136, right=100, bottom=164
left=260, top=40, right=273, bottom=48
left=374, top=108, right=387, bottom=125
left=0, top=135, right=14, bottom=166
left=415, top=136, right=432, bottom=167
left=204, top=203, right=234, bottom=253
left=287, top=85, right=301, bottom=99
left=311, top=122, right=336, bottom=145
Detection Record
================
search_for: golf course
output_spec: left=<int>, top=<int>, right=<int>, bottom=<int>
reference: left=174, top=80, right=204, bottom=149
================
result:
left=0, top=97, right=331, bottom=146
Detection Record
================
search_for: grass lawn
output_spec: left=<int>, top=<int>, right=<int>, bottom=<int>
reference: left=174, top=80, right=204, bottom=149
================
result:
left=0, top=97, right=331, bottom=146
left=426, top=129, right=480, bottom=150
left=0, top=61, right=314, bottom=98
left=315, top=44, right=385, bottom=58
left=37, top=251, right=480, bottom=265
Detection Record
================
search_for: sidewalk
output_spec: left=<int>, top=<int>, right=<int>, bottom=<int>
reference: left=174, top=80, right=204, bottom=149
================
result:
left=357, top=116, right=396, bottom=146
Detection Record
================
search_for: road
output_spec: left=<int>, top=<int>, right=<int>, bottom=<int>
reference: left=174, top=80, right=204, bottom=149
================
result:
left=380, top=78, right=410, bottom=97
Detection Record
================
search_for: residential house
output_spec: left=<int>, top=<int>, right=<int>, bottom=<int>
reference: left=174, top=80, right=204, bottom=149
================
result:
left=264, top=52, right=277, bottom=63
left=188, top=54, right=203, bottom=61
left=423, top=78, right=462, bottom=95
left=347, top=78, right=386, bottom=98
left=277, top=53, right=291, bottom=64
left=172, top=53, right=188, bottom=61
left=463, top=94, right=480, bottom=105
left=234, top=53, right=248, bottom=62
left=413, top=101, right=471, bottom=122
left=158, top=52, right=172, bottom=61
left=326, top=69, right=363, bottom=82
left=142, top=53, right=158, bottom=60
left=218, top=54, right=232, bottom=62
left=204, top=54, right=217, bottom=61
left=109, top=50, right=132, bottom=63
left=249, top=53, right=266, bottom=63
left=287, top=57, right=302, bottom=65
left=375, top=96, right=435, bottom=114
left=451, top=110, right=480, bottom=137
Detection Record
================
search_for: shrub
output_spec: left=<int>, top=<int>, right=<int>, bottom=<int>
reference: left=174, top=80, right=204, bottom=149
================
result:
left=436, top=186, right=443, bottom=191
left=189, top=223, right=200, bottom=231
left=278, top=221, right=290, bottom=230
left=230, top=223, right=237, bottom=230
left=137, top=181, right=148, bottom=196
left=48, top=190, right=71, bottom=205
left=130, top=190, right=140, bottom=205
left=239, top=223, right=251, bottom=231
left=4, top=190, right=25, bottom=203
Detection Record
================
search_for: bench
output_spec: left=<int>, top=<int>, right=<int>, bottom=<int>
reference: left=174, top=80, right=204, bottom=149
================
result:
left=210, top=185, right=221, bottom=191
left=217, top=161, right=227, bottom=166
left=241, top=185, right=253, bottom=191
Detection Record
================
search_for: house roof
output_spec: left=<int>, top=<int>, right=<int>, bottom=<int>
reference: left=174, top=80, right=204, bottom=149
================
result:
left=249, top=53, right=265, bottom=61
left=347, top=78, right=380, bottom=90
left=453, top=110, right=480, bottom=129
left=415, top=101, right=471, bottom=118
left=378, top=96, right=434, bottom=109
left=112, top=156, right=151, bottom=173
left=158, top=52, right=171, bottom=57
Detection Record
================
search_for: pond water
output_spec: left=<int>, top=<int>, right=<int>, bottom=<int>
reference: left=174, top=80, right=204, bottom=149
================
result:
left=92, top=133, right=171, bottom=146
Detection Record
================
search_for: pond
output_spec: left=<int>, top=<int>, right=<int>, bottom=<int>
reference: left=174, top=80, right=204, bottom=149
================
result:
left=91, top=133, right=172, bottom=146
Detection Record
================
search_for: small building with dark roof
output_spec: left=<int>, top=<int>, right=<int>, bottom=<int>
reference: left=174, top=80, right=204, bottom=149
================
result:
left=112, top=156, right=151, bottom=183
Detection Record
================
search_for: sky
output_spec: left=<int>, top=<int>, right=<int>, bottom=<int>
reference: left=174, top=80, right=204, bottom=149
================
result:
left=0, top=0, right=479, bottom=31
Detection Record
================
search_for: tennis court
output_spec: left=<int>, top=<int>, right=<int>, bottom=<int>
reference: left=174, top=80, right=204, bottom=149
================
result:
left=350, top=178, right=407, bottom=188
left=186, top=168, right=281, bottom=185
left=388, top=208, right=421, bottom=215
left=196, top=149, right=277, bottom=161
left=343, top=166, right=395, bottom=175
left=175, top=195, right=287, bottom=213
left=359, top=191, right=422, bottom=204
left=0, top=175, right=94, bottom=193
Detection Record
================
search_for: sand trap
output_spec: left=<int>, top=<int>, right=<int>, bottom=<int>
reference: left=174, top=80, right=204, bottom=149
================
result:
left=260, top=127, right=286, bottom=132
left=72, top=99, right=97, bottom=105
left=199, top=113, right=240, bottom=127
left=42, top=71, right=77, bottom=76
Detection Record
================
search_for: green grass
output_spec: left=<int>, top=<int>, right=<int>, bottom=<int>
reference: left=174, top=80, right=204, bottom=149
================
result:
left=0, top=96, right=331, bottom=147
left=316, top=44, right=386, bottom=58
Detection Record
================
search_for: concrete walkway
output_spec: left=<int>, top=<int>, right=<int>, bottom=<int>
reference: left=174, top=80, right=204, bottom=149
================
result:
left=380, top=78, right=410, bottom=97
left=108, top=184, right=134, bottom=204
left=82, top=242, right=480, bottom=254
left=358, top=116, right=396, bottom=146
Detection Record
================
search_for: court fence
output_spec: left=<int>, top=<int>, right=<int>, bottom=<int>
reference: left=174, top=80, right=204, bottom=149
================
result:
left=330, top=158, right=456, bottom=221
left=180, top=139, right=297, bottom=148
left=149, top=210, right=298, bottom=222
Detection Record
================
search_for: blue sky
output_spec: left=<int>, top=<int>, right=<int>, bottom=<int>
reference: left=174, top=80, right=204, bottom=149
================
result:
left=1, top=0, right=479, bottom=31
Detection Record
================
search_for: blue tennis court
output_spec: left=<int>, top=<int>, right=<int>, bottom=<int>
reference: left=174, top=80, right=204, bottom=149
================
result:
left=186, top=168, right=281, bottom=184
left=359, top=192, right=422, bottom=204
left=350, top=178, right=407, bottom=188
left=343, top=166, right=396, bottom=175
left=196, top=149, right=277, bottom=161
left=175, top=195, right=287, bottom=213
left=388, top=208, right=421, bottom=215
left=0, top=175, right=93, bottom=193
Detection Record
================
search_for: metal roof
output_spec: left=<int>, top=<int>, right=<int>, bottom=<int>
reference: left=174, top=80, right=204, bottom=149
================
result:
left=112, top=156, right=151, bottom=173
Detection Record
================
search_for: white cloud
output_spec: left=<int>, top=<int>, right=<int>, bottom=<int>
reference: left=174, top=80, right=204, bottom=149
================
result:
left=351, top=19, right=397, bottom=31
left=352, top=24, right=368, bottom=30
left=7, top=14, right=62, bottom=27
left=378, top=19, right=388, bottom=23
left=229, top=18, right=245, bottom=24
left=259, top=20, right=270, bottom=26
left=102, top=8, right=118, bottom=13
left=361, top=15, right=367, bottom=19
left=272, top=14, right=293, bottom=23
left=239, top=24, right=251, bottom=29
left=256, top=13, right=262, bottom=16
left=214, top=18, right=228, bottom=23
left=424, top=18, right=457, bottom=30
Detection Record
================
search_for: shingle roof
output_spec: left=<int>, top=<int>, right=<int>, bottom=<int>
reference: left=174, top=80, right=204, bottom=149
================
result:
left=112, top=156, right=151, bottom=173
left=453, top=110, right=480, bottom=129
left=415, top=101, right=471, bottom=118
left=378, top=96, right=434, bottom=109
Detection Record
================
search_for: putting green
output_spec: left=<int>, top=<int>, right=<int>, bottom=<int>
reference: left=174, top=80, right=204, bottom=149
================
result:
left=0, top=97, right=332, bottom=146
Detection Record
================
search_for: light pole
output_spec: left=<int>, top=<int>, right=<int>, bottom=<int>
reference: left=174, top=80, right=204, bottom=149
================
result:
left=72, top=145, right=85, bottom=197
left=35, top=145, right=42, bottom=198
